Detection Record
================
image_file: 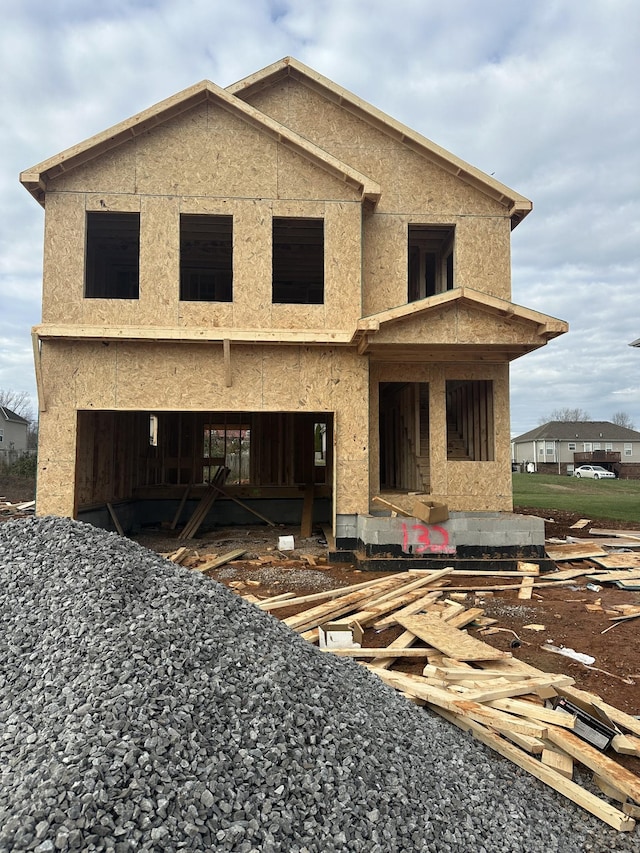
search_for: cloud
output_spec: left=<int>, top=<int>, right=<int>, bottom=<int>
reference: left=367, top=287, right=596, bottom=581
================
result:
left=2, top=0, right=639, bottom=436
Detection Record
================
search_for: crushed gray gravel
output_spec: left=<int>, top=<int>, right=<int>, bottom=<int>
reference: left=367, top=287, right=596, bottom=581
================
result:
left=1, top=516, right=638, bottom=852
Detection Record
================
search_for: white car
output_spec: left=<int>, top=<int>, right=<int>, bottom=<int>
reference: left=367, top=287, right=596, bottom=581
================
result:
left=573, top=465, right=616, bottom=479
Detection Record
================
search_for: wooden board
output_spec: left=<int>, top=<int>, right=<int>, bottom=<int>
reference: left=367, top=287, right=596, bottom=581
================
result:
left=585, top=568, right=640, bottom=581
left=396, top=614, right=512, bottom=661
left=191, top=549, right=246, bottom=572
left=435, top=709, right=634, bottom=832
left=589, top=528, right=640, bottom=540
left=589, top=555, right=640, bottom=570
left=545, top=542, right=607, bottom=561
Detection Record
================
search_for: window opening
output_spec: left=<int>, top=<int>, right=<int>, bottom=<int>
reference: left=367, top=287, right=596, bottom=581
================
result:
left=446, top=380, right=494, bottom=461
left=272, top=217, right=324, bottom=304
left=85, top=212, right=140, bottom=298
left=149, top=415, right=158, bottom=447
left=314, top=422, right=327, bottom=467
left=204, top=422, right=250, bottom=484
left=408, top=225, right=454, bottom=302
left=568, top=442, right=576, bottom=451
left=180, top=214, right=233, bottom=301
left=624, top=443, right=632, bottom=457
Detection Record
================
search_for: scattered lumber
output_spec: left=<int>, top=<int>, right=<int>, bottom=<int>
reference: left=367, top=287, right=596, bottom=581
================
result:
left=545, top=542, right=608, bottom=561
left=241, top=570, right=640, bottom=832
left=589, top=528, right=640, bottom=540
left=181, top=467, right=228, bottom=540
left=190, top=549, right=247, bottom=572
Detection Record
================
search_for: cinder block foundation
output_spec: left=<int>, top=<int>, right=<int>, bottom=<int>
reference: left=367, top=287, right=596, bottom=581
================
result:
left=332, top=511, right=549, bottom=570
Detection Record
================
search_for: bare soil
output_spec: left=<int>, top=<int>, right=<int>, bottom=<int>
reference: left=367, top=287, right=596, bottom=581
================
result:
left=1, top=473, right=638, bottom=720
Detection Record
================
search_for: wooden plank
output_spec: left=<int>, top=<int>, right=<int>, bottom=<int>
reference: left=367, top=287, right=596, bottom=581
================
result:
left=170, top=484, right=191, bottom=530
left=559, top=686, right=640, bottom=738
left=257, top=573, right=408, bottom=611
left=487, top=697, right=577, bottom=728
left=191, top=549, right=246, bottom=572
left=106, top=502, right=124, bottom=536
left=283, top=577, right=402, bottom=633
left=300, top=484, right=314, bottom=538
left=517, top=561, right=540, bottom=575
left=372, top=589, right=443, bottom=629
left=460, top=674, right=573, bottom=704
left=323, top=647, right=433, bottom=659
left=545, top=726, right=640, bottom=804
left=434, top=708, right=635, bottom=831
left=586, top=568, right=640, bottom=581
left=518, top=576, right=534, bottom=600
left=590, top=554, right=640, bottom=569
left=541, top=747, right=574, bottom=779
left=589, top=528, right=640, bottom=540
left=423, top=665, right=532, bottom=683
left=208, top=481, right=276, bottom=526
left=371, top=495, right=413, bottom=517
left=368, top=629, right=418, bottom=670
left=544, top=567, right=604, bottom=581
left=545, top=542, right=608, bottom=561
left=611, top=734, right=640, bottom=757
left=570, top=519, right=591, bottom=529
left=370, top=669, right=547, bottom=738
left=396, top=614, right=512, bottom=661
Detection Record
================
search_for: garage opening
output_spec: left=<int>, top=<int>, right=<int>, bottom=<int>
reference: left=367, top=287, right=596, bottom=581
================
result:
left=75, top=410, right=333, bottom=532
left=378, top=382, right=430, bottom=492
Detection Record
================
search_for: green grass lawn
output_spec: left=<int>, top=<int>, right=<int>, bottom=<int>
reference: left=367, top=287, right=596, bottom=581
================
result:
left=512, top=473, right=640, bottom=523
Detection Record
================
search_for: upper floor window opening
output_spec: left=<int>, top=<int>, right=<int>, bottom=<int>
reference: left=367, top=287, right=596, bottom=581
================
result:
left=85, top=212, right=140, bottom=299
left=408, top=224, right=454, bottom=302
left=272, top=217, right=324, bottom=304
left=180, top=214, right=233, bottom=302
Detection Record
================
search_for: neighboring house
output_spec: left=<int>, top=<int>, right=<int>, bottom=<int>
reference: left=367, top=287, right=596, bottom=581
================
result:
left=511, top=421, right=640, bottom=477
left=0, top=406, right=29, bottom=459
left=21, top=57, right=567, bottom=549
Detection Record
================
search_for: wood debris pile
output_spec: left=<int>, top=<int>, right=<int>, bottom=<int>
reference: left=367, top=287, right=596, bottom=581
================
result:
left=0, top=498, right=35, bottom=519
left=246, top=568, right=640, bottom=832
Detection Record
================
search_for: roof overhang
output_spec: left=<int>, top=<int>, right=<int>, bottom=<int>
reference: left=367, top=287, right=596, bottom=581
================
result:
left=228, top=57, right=532, bottom=229
left=21, top=78, right=380, bottom=208
left=351, top=287, right=568, bottom=362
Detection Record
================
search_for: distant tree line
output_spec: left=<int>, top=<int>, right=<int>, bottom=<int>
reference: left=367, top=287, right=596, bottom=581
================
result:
left=539, top=408, right=635, bottom=430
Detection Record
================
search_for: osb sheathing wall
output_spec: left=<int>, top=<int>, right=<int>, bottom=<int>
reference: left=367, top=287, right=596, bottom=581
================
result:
left=35, top=342, right=369, bottom=518
left=42, top=103, right=364, bottom=332
left=371, top=305, right=546, bottom=348
left=370, top=361, right=512, bottom=512
left=240, top=78, right=514, bottom=313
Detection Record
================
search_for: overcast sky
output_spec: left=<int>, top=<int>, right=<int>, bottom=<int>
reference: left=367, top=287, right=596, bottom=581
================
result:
left=1, top=0, right=638, bottom=435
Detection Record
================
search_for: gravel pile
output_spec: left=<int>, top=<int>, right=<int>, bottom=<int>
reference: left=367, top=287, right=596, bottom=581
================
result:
left=1, top=516, right=638, bottom=852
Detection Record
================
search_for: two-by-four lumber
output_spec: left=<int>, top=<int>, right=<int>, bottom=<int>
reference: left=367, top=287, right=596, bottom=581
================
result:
left=545, top=726, right=640, bottom=805
left=434, top=707, right=635, bottom=832
left=258, top=572, right=410, bottom=611
left=283, top=575, right=404, bottom=633
left=191, top=549, right=247, bottom=572
left=181, top=467, right=228, bottom=539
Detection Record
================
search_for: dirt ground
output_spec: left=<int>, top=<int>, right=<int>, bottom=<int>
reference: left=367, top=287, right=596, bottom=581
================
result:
left=1, top=475, right=638, bottom=720
left=130, top=506, right=640, bottom=721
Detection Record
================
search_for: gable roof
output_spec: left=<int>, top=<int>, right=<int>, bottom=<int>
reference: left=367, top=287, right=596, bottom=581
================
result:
left=352, top=287, right=567, bottom=360
left=20, top=77, right=380, bottom=207
left=512, top=421, right=640, bottom=443
left=0, top=406, right=29, bottom=425
left=228, top=57, right=532, bottom=229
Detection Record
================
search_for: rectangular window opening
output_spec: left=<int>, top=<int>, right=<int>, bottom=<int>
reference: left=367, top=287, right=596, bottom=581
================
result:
left=85, top=212, right=140, bottom=299
left=272, top=217, right=324, bottom=304
left=180, top=214, right=233, bottom=301
left=408, top=225, right=455, bottom=302
left=624, top=443, right=632, bottom=457
left=204, top=422, right=250, bottom=485
left=446, top=380, right=494, bottom=461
